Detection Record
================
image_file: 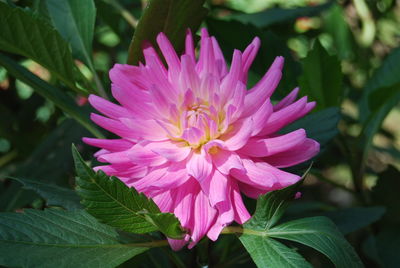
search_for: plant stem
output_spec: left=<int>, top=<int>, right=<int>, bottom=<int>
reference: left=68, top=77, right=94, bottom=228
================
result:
left=311, top=169, right=355, bottom=194
left=105, top=0, right=138, bottom=28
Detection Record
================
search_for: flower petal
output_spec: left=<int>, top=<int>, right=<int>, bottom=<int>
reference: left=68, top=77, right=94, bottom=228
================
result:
left=238, top=129, right=307, bottom=157
left=186, top=150, right=213, bottom=183
left=221, top=118, right=253, bottom=151
left=263, top=138, right=320, bottom=168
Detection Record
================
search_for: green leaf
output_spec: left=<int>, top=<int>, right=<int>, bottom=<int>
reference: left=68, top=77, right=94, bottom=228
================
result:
left=72, top=145, right=186, bottom=239
left=280, top=107, right=341, bottom=150
left=298, top=40, right=343, bottom=110
left=0, top=53, right=104, bottom=138
left=45, top=0, right=95, bottom=68
left=0, top=2, right=81, bottom=93
left=359, top=47, right=400, bottom=121
left=229, top=1, right=334, bottom=28
left=127, top=0, right=208, bottom=65
left=10, top=177, right=82, bottom=210
left=358, top=83, right=400, bottom=162
left=268, top=217, right=363, bottom=268
left=324, top=4, right=354, bottom=59
left=0, top=119, right=92, bottom=211
left=244, top=178, right=305, bottom=231
left=45, top=0, right=106, bottom=97
left=239, top=234, right=312, bottom=268
left=0, top=209, right=148, bottom=268
left=323, top=206, right=386, bottom=235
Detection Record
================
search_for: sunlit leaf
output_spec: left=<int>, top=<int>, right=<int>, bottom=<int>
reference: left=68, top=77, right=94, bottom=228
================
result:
left=72, top=145, right=185, bottom=239
left=0, top=2, right=81, bottom=93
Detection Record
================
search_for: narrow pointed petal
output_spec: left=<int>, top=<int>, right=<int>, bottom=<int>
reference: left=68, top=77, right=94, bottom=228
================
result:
left=82, top=138, right=133, bottom=151
left=239, top=129, right=307, bottom=157
left=273, top=87, right=299, bottom=111
left=263, top=139, right=320, bottom=168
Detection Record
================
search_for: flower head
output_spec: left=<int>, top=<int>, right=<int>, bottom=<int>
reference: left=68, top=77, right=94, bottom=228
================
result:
left=83, top=28, right=319, bottom=250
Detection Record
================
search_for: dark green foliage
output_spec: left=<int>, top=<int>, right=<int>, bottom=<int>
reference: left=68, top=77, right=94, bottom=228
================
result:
left=73, top=145, right=186, bottom=239
left=0, top=0, right=399, bottom=267
left=127, top=0, right=208, bottom=65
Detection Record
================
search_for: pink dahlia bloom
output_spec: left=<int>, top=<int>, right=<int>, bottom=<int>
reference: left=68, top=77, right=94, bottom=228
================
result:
left=83, top=29, right=319, bottom=250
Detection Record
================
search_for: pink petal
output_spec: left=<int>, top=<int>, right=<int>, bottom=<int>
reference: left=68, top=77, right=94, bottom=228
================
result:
left=258, top=96, right=312, bottom=136
left=143, top=43, right=167, bottom=75
left=97, top=150, right=131, bottom=164
left=231, top=180, right=251, bottom=224
left=120, top=118, right=169, bottom=141
left=220, top=50, right=243, bottom=101
left=90, top=113, right=138, bottom=140
left=239, top=129, right=307, bottom=157
left=189, top=190, right=217, bottom=248
left=152, top=190, right=175, bottom=212
left=186, top=150, right=213, bottom=183
left=211, top=36, right=228, bottom=78
left=180, top=55, right=200, bottom=94
left=182, top=127, right=204, bottom=145
left=173, top=178, right=199, bottom=229
left=149, top=141, right=191, bottom=162
left=127, top=142, right=168, bottom=166
left=82, top=138, right=133, bottom=151
left=156, top=32, right=181, bottom=77
left=231, top=158, right=278, bottom=189
left=132, top=166, right=169, bottom=192
left=241, top=37, right=261, bottom=83
left=263, top=138, right=320, bottom=168
left=212, top=149, right=245, bottom=175
left=88, top=95, right=129, bottom=119
left=273, top=87, right=299, bottom=111
left=250, top=98, right=273, bottom=136
left=185, top=29, right=196, bottom=62
left=221, top=118, right=253, bottom=151
left=241, top=56, right=284, bottom=118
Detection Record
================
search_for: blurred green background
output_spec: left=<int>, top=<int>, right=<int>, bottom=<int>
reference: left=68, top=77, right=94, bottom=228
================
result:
left=0, top=0, right=399, bottom=267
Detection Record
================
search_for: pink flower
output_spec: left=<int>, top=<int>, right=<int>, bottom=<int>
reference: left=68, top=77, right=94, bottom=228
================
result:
left=83, top=29, right=319, bottom=250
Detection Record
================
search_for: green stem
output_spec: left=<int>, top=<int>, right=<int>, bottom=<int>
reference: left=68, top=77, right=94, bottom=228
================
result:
left=353, top=0, right=376, bottom=47
left=162, top=248, right=186, bottom=268
left=311, top=169, right=355, bottom=194
left=104, top=0, right=138, bottom=28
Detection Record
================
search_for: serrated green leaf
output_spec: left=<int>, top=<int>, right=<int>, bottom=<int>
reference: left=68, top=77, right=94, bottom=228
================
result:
left=0, top=2, right=81, bottom=93
left=10, top=177, right=82, bottom=210
left=0, top=53, right=104, bottom=138
left=298, top=40, right=343, bottom=110
left=127, top=0, right=208, bottom=65
left=46, top=0, right=95, bottom=67
left=239, top=234, right=312, bottom=268
left=0, top=209, right=148, bottom=268
left=280, top=107, right=341, bottom=150
left=72, top=145, right=185, bottom=239
left=230, top=1, right=333, bottom=28
left=244, top=169, right=309, bottom=231
left=268, top=217, right=363, bottom=268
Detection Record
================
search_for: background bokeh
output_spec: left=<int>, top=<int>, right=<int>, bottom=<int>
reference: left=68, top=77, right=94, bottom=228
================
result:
left=0, top=0, right=399, bottom=267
